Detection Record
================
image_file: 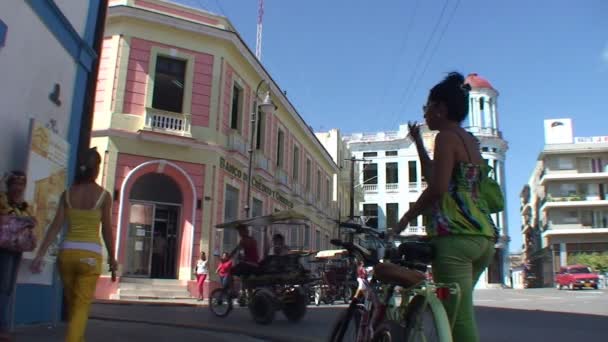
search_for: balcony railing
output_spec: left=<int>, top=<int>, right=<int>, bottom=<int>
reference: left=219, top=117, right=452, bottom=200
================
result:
left=254, top=152, right=270, bottom=173
left=386, top=183, right=399, bottom=192
left=227, top=131, right=248, bottom=155
left=363, top=184, right=378, bottom=192
left=409, top=182, right=417, bottom=192
left=401, top=226, right=426, bottom=235
left=144, top=108, right=191, bottom=136
left=292, top=182, right=303, bottom=198
left=464, top=126, right=502, bottom=138
left=275, top=168, right=289, bottom=186
left=307, top=192, right=316, bottom=206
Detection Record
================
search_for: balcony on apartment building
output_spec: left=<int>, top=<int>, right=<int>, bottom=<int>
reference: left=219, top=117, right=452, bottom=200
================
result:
left=144, top=108, right=192, bottom=137
left=540, top=167, right=608, bottom=185
left=540, top=192, right=608, bottom=211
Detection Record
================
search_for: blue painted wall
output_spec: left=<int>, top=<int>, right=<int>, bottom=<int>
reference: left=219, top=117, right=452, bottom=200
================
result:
left=14, top=0, right=101, bottom=326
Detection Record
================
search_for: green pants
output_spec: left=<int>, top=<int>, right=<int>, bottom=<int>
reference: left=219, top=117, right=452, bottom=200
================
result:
left=431, top=235, right=495, bottom=342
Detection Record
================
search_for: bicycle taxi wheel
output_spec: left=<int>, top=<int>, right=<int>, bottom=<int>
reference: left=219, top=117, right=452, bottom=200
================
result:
left=209, top=288, right=233, bottom=317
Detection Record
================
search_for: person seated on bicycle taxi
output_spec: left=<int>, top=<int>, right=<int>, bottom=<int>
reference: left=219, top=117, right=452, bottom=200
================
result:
left=354, top=260, right=369, bottom=300
left=265, top=233, right=290, bottom=257
left=228, top=224, right=260, bottom=278
left=216, top=252, right=233, bottom=291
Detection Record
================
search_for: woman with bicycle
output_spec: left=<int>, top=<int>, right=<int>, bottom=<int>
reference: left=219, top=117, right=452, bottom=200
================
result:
left=396, top=72, right=498, bottom=342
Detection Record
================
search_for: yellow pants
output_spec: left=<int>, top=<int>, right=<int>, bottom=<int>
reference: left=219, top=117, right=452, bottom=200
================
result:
left=58, top=249, right=101, bottom=342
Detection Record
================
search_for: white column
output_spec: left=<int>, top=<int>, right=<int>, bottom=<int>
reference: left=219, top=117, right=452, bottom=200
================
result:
left=492, top=98, right=498, bottom=130
left=483, top=98, right=491, bottom=129
left=469, top=97, right=477, bottom=127
left=560, top=243, right=567, bottom=267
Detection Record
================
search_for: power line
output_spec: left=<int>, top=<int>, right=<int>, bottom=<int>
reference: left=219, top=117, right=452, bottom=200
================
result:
left=373, top=0, right=420, bottom=126
left=388, top=0, right=450, bottom=129
left=401, top=0, right=462, bottom=116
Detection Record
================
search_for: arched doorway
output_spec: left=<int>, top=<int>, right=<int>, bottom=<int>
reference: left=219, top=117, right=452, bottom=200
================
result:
left=124, top=173, right=183, bottom=279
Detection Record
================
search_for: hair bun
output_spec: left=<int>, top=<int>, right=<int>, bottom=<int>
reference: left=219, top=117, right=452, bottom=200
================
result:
left=444, top=72, right=465, bottom=86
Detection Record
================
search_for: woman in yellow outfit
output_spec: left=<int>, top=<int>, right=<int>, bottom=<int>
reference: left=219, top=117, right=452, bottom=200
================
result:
left=31, top=148, right=117, bottom=342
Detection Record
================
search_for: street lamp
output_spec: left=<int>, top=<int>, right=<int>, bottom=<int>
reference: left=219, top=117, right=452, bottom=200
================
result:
left=244, top=80, right=275, bottom=218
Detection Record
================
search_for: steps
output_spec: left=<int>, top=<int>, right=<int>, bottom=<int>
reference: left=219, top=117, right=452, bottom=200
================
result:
left=116, top=278, right=192, bottom=300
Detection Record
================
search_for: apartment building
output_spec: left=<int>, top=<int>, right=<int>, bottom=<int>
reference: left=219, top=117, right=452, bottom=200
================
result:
left=522, top=119, right=608, bottom=287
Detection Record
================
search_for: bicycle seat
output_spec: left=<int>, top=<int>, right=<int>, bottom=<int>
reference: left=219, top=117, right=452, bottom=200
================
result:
left=373, top=263, right=426, bottom=288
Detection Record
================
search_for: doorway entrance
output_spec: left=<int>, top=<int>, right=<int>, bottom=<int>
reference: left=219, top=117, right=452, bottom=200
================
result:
left=124, top=173, right=183, bottom=279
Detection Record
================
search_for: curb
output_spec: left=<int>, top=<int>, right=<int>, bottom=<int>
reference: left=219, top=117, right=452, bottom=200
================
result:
left=94, top=299, right=207, bottom=307
left=89, top=315, right=318, bottom=342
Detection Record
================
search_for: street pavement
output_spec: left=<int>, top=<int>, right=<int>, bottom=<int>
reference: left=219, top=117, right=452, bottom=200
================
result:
left=13, top=288, right=608, bottom=341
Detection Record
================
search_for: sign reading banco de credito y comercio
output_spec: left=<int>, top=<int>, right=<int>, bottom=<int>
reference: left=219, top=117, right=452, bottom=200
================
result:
left=219, top=157, right=293, bottom=208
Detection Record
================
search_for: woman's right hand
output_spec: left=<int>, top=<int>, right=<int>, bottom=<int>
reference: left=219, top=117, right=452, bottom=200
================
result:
left=407, top=121, right=422, bottom=141
left=30, top=256, right=44, bottom=274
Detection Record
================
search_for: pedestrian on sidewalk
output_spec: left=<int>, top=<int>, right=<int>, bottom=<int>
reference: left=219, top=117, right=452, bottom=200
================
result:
left=395, top=72, right=499, bottom=342
left=195, top=251, right=208, bottom=301
left=0, top=171, right=34, bottom=342
left=30, top=147, right=118, bottom=342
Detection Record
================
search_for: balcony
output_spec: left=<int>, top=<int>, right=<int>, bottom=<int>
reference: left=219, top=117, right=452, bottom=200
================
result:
left=227, top=131, right=248, bottom=155
left=540, top=171, right=608, bottom=185
left=144, top=108, right=191, bottom=136
left=386, top=183, right=399, bottom=192
left=465, top=126, right=502, bottom=138
left=254, top=152, right=270, bottom=173
left=541, top=194, right=608, bottom=211
left=292, top=182, right=303, bottom=199
left=400, top=226, right=426, bottom=236
left=305, top=192, right=315, bottom=206
left=363, top=184, right=378, bottom=193
left=275, top=168, right=289, bottom=186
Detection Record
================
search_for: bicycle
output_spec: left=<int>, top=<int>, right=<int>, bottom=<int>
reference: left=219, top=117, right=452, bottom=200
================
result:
left=328, top=222, right=461, bottom=342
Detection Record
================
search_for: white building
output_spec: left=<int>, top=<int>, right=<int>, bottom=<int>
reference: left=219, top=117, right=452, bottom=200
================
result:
left=523, top=119, right=608, bottom=287
left=343, top=73, right=510, bottom=288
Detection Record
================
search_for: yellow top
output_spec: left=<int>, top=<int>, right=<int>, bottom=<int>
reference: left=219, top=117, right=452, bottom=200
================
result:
left=63, top=191, right=105, bottom=246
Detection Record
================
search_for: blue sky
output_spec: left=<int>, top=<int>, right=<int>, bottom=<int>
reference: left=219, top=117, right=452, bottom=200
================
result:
left=177, top=0, right=607, bottom=252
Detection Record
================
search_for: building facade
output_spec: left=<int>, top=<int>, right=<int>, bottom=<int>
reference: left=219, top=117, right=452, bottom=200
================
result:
left=315, top=129, right=363, bottom=223
left=343, top=73, right=510, bottom=288
left=91, top=0, right=340, bottom=298
left=0, top=0, right=105, bottom=328
left=522, top=119, right=608, bottom=287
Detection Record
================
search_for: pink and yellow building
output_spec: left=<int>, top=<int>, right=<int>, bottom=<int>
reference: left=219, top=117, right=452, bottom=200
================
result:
left=92, top=0, right=341, bottom=298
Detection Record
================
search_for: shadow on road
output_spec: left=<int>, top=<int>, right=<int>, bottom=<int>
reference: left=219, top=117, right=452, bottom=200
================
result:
left=477, top=306, right=606, bottom=341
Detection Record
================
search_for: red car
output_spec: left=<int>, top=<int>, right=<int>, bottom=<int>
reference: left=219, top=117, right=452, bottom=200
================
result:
left=556, top=264, right=600, bottom=290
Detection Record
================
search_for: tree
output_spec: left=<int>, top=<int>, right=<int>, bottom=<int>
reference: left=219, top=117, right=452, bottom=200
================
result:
left=567, top=252, right=608, bottom=273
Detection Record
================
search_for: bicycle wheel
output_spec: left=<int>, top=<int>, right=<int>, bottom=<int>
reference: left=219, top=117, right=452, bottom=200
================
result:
left=372, top=321, right=405, bottom=342
left=403, top=295, right=451, bottom=342
left=328, top=304, right=363, bottom=342
left=209, top=288, right=233, bottom=317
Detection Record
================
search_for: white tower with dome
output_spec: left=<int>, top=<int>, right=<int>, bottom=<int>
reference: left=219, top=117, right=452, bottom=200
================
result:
left=465, top=73, right=510, bottom=288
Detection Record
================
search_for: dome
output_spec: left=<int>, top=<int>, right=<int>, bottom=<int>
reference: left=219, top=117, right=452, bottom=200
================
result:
left=465, top=73, right=494, bottom=90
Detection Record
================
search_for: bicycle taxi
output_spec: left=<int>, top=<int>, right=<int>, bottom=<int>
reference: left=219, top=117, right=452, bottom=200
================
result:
left=210, top=209, right=316, bottom=325
left=311, top=248, right=357, bottom=305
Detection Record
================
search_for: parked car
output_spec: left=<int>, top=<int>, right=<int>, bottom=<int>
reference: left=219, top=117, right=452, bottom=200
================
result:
left=556, top=264, right=600, bottom=290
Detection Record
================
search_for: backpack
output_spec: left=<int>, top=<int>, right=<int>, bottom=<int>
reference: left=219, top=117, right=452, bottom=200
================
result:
left=479, top=162, right=504, bottom=214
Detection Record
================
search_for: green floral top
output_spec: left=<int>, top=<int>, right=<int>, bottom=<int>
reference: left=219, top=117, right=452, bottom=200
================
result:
left=426, top=162, right=496, bottom=238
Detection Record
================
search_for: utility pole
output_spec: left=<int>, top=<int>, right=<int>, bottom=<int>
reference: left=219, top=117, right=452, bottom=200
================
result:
left=345, top=156, right=366, bottom=221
